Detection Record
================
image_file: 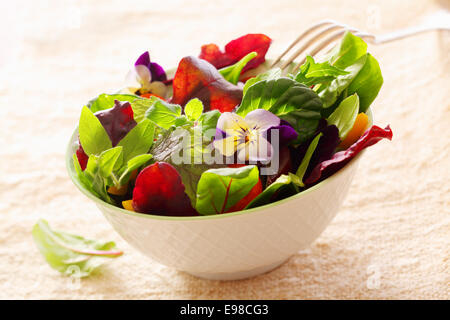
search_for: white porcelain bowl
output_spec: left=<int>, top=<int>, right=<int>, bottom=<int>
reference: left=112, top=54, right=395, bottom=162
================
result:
left=66, top=128, right=364, bottom=280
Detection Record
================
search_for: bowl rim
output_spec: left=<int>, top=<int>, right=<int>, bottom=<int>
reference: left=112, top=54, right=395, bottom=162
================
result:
left=67, top=58, right=373, bottom=221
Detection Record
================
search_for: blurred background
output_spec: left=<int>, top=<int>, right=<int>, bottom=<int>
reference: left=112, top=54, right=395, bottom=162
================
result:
left=0, top=0, right=448, bottom=299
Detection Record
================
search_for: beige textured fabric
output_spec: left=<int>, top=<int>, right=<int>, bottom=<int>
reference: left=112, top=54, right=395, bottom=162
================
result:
left=0, top=0, right=449, bottom=299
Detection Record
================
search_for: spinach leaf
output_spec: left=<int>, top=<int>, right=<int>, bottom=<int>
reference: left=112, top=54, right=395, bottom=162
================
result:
left=295, top=132, right=322, bottom=186
left=219, top=52, right=257, bottom=85
left=78, top=106, right=112, bottom=156
left=347, top=53, right=383, bottom=113
left=145, top=99, right=183, bottom=129
left=117, top=119, right=155, bottom=163
left=88, top=93, right=143, bottom=113
left=184, top=98, right=204, bottom=121
left=243, top=67, right=282, bottom=95
left=327, top=93, right=359, bottom=139
left=32, top=219, right=123, bottom=277
left=195, top=165, right=260, bottom=215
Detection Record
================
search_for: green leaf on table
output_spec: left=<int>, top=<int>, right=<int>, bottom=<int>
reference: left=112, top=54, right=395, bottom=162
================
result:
left=195, top=165, right=260, bottom=215
left=295, top=133, right=323, bottom=186
left=79, top=106, right=112, bottom=156
left=32, top=219, right=123, bottom=278
left=243, top=67, right=282, bottom=95
left=347, top=53, right=383, bottom=113
left=88, top=93, right=143, bottom=113
left=184, top=98, right=204, bottom=121
left=327, top=94, right=359, bottom=139
left=117, top=119, right=154, bottom=163
left=145, top=99, right=183, bottom=129
left=245, top=173, right=300, bottom=209
left=219, top=51, right=257, bottom=85
left=237, top=77, right=323, bottom=143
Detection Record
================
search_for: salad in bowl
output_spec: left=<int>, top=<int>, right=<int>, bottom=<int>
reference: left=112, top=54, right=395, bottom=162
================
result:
left=67, top=32, right=392, bottom=279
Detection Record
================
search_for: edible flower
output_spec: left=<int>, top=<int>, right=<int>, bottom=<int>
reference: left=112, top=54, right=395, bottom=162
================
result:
left=213, top=109, right=281, bottom=162
left=126, top=51, right=167, bottom=97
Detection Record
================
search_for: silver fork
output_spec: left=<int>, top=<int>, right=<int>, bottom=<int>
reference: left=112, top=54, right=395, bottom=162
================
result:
left=272, top=10, right=450, bottom=73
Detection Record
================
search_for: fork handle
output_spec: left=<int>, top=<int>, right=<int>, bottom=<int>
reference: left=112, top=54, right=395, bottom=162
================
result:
left=372, top=26, right=450, bottom=44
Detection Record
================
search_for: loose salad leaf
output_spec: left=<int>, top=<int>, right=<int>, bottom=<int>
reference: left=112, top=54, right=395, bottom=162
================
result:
left=237, top=77, right=323, bottom=143
left=172, top=56, right=243, bottom=112
left=184, top=98, right=204, bottom=121
left=305, top=125, right=393, bottom=184
left=346, top=53, right=383, bottom=113
left=327, top=94, right=359, bottom=139
left=219, top=52, right=257, bottom=84
left=95, top=100, right=138, bottom=147
left=199, top=33, right=271, bottom=72
left=32, top=219, right=123, bottom=277
left=88, top=93, right=143, bottom=113
left=195, top=165, right=260, bottom=215
left=132, top=162, right=197, bottom=216
left=79, top=106, right=112, bottom=156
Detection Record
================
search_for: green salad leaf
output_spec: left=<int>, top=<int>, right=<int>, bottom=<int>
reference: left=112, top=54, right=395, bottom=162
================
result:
left=327, top=94, right=359, bottom=139
left=79, top=106, right=112, bottom=156
left=294, top=55, right=348, bottom=87
left=197, top=110, right=221, bottom=133
left=219, top=52, right=257, bottom=85
left=196, top=165, right=260, bottom=215
left=118, top=154, right=153, bottom=186
left=295, top=132, right=323, bottom=186
left=117, top=119, right=155, bottom=163
left=145, top=99, right=183, bottom=129
left=346, top=53, right=383, bottom=113
left=131, top=96, right=159, bottom=123
left=184, top=98, right=204, bottom=121
left=243, top=67, right=282, bottom=95
left=88, top=93, right=143, bottom=113
left=324, top=31, right=367, bottom=69
left=32, top=219, right=123, bottom=277
left=245, top=173, right=300, bottom=209
left=98, top=146, right=123, bottom=179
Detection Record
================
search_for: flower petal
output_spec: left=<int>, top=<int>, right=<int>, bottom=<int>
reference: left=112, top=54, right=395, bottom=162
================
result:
left=135, top=51, right=151, bottom=68
left=135, top=64, right=152, bottom=87
left=216, top=112, right=248, bottom=133
left=149, top=62, right=167, bottom=82
left=244, top=109, right=280, bottom=131
left=237, top=134, right=273, bottom=162
left=213, top=135, right=237, bottom=157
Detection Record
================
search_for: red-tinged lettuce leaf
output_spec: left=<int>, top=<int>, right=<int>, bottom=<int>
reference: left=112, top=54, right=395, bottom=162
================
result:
left=199, top=34, right=272, bottom=72
left=94, top=100, right=137, bottom=146
left=305, top=125, right=393, bottom=184
left=171, top=56, right=243, bottom=112
left=132, top=162, right=197, bottom=216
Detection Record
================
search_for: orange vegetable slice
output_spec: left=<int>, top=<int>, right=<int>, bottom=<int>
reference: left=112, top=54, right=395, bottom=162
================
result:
left=339, top=112, right=369, bottom=149
left=122, top=200, right=135, bottom=212
left=107, top=184, right=128, bottom=196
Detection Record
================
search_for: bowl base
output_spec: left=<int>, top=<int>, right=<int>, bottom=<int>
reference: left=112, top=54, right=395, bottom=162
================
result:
left=184, top=257, right=289, bottom=281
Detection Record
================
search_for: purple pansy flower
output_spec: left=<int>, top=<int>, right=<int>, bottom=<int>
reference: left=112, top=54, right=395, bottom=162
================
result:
left=213, top=109, right=281, bottom=162
left=126, top=51, right=167, bottom=97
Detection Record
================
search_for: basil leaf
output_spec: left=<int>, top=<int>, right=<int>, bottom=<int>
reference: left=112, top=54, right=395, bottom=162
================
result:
left=184, top=98, right=204, bottom=121
left=327, top=94, right=359, bottom=139
left=145, top=99, right=182, bottom=129
left=117, top=119, right=155, bottom=163
left=245, top=173, right=299, bottom=209
left=131, top=96, right=159, bottom=123
left=79, top=106, right=112, bottom=156
left=197, top=110, right=221, bottom=133
left=88, top=93, right=143, bottom=113
left=243, top=67, right=282, bottom=95
left=98, top=147, right=123, bottom=179
left=347, top=54, right=383, bottom=113
left=195, top=165, right=259, bottom=215
left=219, top=51, right=257, bottom=85
left=295, top=133, right=322, bottom=186
left=32, top=219, right=123, bottom=277
left=118, top=154, right=153, bottom=185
